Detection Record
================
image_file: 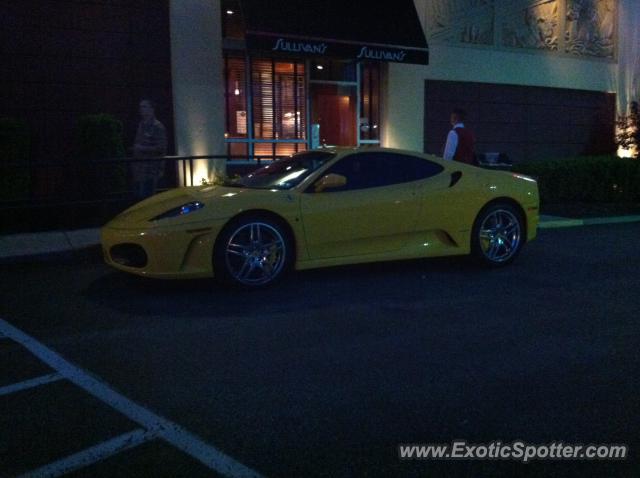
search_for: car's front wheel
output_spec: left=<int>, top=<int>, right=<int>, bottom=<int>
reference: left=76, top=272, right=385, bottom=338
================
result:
left=214, top=215, right=292, bottom=287
left=471, top=203, right=525, bottom=267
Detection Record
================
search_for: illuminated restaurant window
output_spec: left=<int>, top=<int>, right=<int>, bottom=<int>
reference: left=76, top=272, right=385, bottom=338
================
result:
left=228, top=142, right=248, bottom=157
left=253, top=142, right=307, bottom=157
left=225, top=55, right=307, bottom=159
left=224, top=56, right=248, bottom=139
left=252, top=59, right=306, bottom=150
left=360, top=62, right=381, bottom=143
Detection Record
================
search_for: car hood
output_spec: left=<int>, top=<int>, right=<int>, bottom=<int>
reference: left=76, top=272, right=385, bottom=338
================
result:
left=104, top=185, right=293, bottom=229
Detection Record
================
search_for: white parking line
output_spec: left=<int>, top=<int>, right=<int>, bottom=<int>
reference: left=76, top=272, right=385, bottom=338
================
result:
left=0, top=319, right=264, bottom=478
left=0, top=372, right=63, bottom=396
left=19, top=428, right=155, bottom=478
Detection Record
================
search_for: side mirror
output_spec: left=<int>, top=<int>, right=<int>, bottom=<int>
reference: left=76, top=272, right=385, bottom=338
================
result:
left=315, top=173, right=347, bottom=193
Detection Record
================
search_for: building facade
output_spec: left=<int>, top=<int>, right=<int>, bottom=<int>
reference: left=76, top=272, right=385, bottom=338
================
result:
left=170, top=0, right=638, bottom=183
left=390, top=0, right=633, bottom=161
left=2, top=0, right=638, bottom=187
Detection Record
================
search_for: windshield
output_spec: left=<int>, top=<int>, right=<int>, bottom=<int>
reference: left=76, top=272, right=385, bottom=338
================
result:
left=230, top=151, right=336, bottom=190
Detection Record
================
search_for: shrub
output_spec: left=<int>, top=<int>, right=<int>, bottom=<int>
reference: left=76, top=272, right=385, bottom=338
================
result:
left=0, top=117, right=31, bottom=201
left=76, top=114, right=127, bottom=196
left=513, top=155, right=640, bottom=204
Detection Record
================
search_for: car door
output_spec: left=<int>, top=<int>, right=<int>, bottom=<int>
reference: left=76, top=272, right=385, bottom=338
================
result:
left=299, top=152, right=442, bottom=259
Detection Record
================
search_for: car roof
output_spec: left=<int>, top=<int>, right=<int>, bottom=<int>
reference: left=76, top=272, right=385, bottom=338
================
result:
left=310, top=146, right=445, bottom=163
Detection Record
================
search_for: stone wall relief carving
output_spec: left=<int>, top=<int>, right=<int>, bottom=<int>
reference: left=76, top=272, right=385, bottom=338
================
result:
left=424, top=0, right=616, bottom=59
left=565, top=0, right=616, bottom=58
left=425, top=0, right=495, bottom=45
left=501, top=0, right=560, bottom=51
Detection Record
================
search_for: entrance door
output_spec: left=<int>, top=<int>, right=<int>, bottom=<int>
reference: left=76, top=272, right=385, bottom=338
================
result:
left=310, top=83, right=357, bottom=147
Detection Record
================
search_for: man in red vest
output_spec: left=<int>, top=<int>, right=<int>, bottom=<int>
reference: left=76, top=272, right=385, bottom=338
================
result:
left=443, top=108, right=476, bottom=165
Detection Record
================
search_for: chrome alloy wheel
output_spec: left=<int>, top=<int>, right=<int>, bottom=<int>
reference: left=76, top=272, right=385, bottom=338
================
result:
left=478, top=209, right=522, bottom=263
left=224, top=222, right=286, bottom=285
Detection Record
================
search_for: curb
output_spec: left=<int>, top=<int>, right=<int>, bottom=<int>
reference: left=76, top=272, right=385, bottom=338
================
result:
left=538, top=215, right=640, bottom=229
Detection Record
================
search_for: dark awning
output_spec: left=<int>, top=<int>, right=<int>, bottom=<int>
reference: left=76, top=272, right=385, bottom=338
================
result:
left=241, top=0, right=429, bottom=65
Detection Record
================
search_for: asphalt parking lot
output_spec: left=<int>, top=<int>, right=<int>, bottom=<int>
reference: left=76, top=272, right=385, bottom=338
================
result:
left=1, top=223, right=639, bottom=477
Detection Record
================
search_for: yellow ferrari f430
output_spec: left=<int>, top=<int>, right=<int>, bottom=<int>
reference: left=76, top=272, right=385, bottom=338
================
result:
left=101, top=148, right=539, bottom=287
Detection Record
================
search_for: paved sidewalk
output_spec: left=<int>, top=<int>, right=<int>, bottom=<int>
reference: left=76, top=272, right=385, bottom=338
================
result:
left=2, top=214, right=640, bottom=263
left=0, top=228, right=100, bottom=263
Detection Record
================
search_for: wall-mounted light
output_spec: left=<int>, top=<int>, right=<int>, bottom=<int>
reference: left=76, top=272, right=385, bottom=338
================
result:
left=234, top=80, right=240, bottom=96
left=316, top=64, right=324, bottom=70
left=226, top=9, right=234, bottom=15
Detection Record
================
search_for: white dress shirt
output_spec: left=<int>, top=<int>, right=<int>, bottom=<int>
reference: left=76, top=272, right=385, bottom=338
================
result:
left=443, top=123, right=465, bottom=161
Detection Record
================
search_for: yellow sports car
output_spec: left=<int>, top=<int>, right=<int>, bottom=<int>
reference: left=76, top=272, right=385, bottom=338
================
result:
left=102, top=148, right=539, bottom=286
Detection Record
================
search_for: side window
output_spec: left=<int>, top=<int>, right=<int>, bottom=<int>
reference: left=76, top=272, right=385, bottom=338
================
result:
left=322, top=154, right=382, bottom=191
left=317, top=152, right=443, bottom=192
left=401, top=154, right=445, bottom=181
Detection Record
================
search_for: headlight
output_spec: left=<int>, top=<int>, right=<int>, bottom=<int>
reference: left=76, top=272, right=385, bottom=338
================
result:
left=151, top=201, right=205, bottom=221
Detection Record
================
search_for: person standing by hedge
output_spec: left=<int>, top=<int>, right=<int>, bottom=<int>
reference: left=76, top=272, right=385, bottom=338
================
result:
left=132, top=99, right=167, bottom=198
left=443, top=108, right=477, bottom=165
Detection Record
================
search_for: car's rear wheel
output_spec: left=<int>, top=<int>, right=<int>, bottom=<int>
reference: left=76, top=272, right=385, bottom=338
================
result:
left=214, top=215, right=292, bottom=287
left=471, top=203, right=524, bottom=267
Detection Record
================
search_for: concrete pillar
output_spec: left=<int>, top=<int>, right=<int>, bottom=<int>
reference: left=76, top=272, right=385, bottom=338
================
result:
left=381, top=0, right=427, bottom=153
left=382, top=62, right=425, bottom=153
left=170, top=0, right=226, bottom=184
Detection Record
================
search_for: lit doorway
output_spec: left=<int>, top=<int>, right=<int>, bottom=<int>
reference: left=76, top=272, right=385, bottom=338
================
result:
left=310, top=83, right=358, bottom=147
left=309, top=60, right=358, bottom=147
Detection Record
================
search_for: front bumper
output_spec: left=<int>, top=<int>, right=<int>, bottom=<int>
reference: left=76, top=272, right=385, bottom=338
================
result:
left=101, top=220, right=227, bottom=279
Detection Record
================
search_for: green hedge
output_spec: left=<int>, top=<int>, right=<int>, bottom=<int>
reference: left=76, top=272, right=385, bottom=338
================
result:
left=513, top=155, right=640, bottom=204
left=76, top=114, right=127, bottom=196
left=0, top=118, right=31, bottom=201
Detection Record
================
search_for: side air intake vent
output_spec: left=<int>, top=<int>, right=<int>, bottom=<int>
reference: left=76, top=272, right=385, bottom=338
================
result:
left=449, top=171, right=463, bottom=187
